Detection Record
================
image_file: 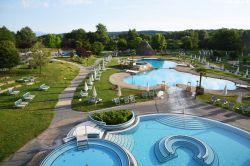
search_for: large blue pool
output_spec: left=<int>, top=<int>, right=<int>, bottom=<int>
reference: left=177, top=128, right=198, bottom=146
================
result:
left=124, top=59, right=236, bottom=90
left=106, top=114, right=250, bottom=166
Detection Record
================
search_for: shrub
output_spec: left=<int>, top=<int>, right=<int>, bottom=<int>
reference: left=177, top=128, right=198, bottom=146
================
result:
left=92, top=109, right=132, bottom=125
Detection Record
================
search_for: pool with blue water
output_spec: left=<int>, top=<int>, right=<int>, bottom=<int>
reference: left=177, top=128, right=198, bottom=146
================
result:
left=107, top=114, right=250, bottom=166
left=124, top=59, right=236, bottom=90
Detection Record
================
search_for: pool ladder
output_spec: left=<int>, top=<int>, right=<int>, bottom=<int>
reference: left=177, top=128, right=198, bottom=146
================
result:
left=77, top=135, right=89, bottom=150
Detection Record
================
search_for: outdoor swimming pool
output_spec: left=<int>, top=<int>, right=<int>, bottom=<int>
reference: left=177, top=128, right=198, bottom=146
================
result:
left=124, top=59, right=237, bottom=90
left=40, top=139, right=130, bottom=166
left=106, top=114, right=250, bottom=166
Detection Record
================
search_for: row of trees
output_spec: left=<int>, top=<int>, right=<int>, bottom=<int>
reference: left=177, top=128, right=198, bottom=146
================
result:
left=1, top=24, right=250, bottom=69
left=1, top=25, right=249, bottom=53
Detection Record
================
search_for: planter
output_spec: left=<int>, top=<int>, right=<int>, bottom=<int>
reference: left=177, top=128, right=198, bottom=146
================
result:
left=196, top=86, right=204, bottom=95
left=89, top=111, right=136, bottom=130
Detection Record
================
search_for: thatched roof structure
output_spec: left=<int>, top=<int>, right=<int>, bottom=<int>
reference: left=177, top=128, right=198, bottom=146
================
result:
left=136, top=40, right=155, bottom=56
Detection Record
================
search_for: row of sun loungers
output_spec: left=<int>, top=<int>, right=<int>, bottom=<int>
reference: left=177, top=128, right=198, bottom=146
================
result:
left=210, top=96, right=250, bottom=113
left=14, top=92, right=36, bottom=108
left=112, top=95, right=136, bottom=105
left=13, top=84, right=49, bottom=108
left=141, top=90, right=158, bottom=98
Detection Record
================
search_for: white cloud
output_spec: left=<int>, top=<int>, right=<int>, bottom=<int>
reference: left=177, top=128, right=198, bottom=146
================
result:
left=62, top=0, right=93, bottom=5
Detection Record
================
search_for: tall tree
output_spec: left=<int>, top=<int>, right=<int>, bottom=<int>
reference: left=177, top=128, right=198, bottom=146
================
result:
left=91, top=42, right=104, bottom=55
left=44, top=34, right=62, bottom=48
left=96, top=23, right=110, bottom=45
left=29, top=42, right=50, bottom=74
left=242, top=30, right=250, bottom=51
left=0, top=26, right=16, bottom=43
left=151, top=33, right=167, bottom=50
left=117, top=38, right=127, bottom=51
left=16, top=26, right=36, bottom=48
left=210, top=28, right=242, bottom=51
left=0, top=41, right=19, bottom=69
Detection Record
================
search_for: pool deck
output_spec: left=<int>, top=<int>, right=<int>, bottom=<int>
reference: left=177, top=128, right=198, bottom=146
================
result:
left=1, top=59, right=250, bottom=166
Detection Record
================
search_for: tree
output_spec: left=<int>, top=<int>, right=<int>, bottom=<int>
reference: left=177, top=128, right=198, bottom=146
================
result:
left=91, top=42, right=104, bottom=55
left=195, top=68, right=207, bottom=88
left=151, top=33, right=167, bottom=50
left=96, top=23, right=110, bottom=45
left=210, top=28, right=242, bottom=51
left=44, top=34, right=61, bottom=48
left=16, top=26, right=36, bottom=48
left=62, top=28, right=87, bottom=48
left=29, top=42, right=50, bottom=74
left=181, top=36, right=192, bottom=49
left=0, top=41, right=19, bottom=69
left=117, top=38, right=127, bottom=51
left=107, top=39, right=117, bottom=51
left=127, top=29, right=140, bottom=49
left=190, top=31, right=199, bottom=49
left=0, top=26, right=16, bottom=43
left=242, top=30, right=250, bottom=51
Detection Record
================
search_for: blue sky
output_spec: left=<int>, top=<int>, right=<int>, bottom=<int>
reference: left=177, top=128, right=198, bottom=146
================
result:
left=0, top=0, right=250, bottom=33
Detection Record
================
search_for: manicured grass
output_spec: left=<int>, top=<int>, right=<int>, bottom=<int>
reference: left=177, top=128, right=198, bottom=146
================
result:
left=0, top=61, right=79, bottom=162
left=92, top=109, right=132, bottom=125
left=197, top=93, right=250, bottom=116
left=56, top=55, right=97, bottom=67
left=72, top=59, right=148, bottom=112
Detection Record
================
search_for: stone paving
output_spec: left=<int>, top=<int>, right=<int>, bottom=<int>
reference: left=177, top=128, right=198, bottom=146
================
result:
left=1, top=60, right=250, bottom=166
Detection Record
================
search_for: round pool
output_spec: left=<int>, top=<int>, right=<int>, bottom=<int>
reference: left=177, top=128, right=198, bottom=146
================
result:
left=40, top=139, right=130, bottom=166
left=106, top=114, right=250, bottom=166
left=124, top=59, right=237, bottom=90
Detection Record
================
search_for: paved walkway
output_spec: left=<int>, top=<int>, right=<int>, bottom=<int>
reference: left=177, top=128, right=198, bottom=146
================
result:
left=2, top=60, right=249, bottom=166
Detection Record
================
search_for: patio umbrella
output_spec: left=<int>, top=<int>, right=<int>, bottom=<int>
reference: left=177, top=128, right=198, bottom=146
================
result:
left=147, top=82, right=150, bottom=92
left=223, top=85, right=227, bottom=95
left=84, top=81, right=88, bottom=91
left=92, top=86, right=97, bottom=98
left=236, top=92, right=242, bottom=104
left=235, top=67, right=239, bottom=75
left=117, top=86, right=122, bottom=97
left=91, top=74, right=94, bottom=82
left=102, top=60, right=105, bottom=70
left=94, top=70, right=97, bottom=79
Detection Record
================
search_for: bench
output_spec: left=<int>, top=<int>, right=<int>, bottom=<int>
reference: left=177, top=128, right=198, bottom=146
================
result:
left=23, top=92, right=35, bottom=100
left=39, top=84, right=50, bottom=91
left=14, top=99, right=28, bottom=108
left=8, top=88, right=20, bottom=95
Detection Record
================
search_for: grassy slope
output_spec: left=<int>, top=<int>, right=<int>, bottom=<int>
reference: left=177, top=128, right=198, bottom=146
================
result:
left=72, top=59, right=148, bottom=112
left=0, top=61, right=79, bottom=162
left=56, top=55, right=97, bottom=67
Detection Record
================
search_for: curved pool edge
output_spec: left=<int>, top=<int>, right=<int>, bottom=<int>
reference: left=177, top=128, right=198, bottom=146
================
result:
left=107, top=113, right=250, bottom=139
left=40, top=139, right=133, bottom=166
left=121, top=59, right=249, bottom=91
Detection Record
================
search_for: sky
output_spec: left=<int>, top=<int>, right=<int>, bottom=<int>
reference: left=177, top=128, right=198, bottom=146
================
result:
left=0, top=0, right=250, bottom=34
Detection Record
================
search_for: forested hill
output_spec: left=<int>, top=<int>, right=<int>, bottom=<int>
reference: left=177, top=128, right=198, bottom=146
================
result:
left=108, top=30, right=169, bottom=37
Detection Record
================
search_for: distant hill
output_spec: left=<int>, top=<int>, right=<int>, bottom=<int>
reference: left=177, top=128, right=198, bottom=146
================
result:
left=108, top=30, right=170, bottom=37
left=35, top=31, right=47, bottom=37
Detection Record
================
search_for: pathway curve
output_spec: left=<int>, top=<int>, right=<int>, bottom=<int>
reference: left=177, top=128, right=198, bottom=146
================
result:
left=1, top=59, right=101, bottom=166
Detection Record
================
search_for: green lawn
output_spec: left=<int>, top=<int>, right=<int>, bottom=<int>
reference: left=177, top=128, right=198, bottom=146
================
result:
left=72, top=59, right=148, bottom=112
left=56, top=55, right=97, bottom=67
left=0, top=61, right=79, bottom=162
left=197, top=93, right=250, bottom=116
